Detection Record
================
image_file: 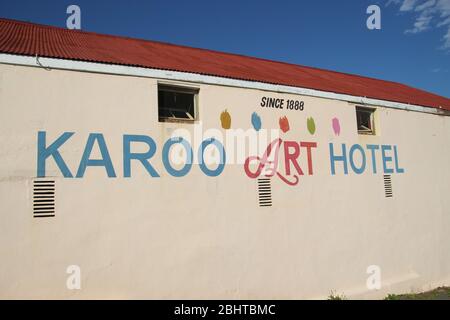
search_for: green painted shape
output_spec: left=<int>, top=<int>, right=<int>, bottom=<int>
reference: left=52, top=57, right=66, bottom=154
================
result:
left=307, top=117, right=316, bottom=135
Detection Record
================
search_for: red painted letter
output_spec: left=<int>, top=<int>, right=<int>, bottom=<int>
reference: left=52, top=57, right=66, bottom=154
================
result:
left=300, top=142, right=317, bottom=175
left=283, top=141, right=303, bottom=176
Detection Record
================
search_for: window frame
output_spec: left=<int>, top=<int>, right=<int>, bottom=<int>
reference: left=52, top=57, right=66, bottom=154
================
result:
left=158, top=84, right=199, bottom=123
left=356, top=106, right=376, bottom=135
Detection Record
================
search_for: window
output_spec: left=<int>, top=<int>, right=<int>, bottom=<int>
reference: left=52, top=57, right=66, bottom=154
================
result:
left=356, top=106, right=376, bottom=135
left=158, top=84, right=198, bottom=122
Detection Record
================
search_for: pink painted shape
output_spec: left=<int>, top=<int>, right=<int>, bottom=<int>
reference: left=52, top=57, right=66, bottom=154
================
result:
left=332, top=117, right=341, bottom=136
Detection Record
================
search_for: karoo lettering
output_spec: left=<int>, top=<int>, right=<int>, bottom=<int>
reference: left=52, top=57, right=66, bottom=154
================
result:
left=37, top=132, right=225, bottom=178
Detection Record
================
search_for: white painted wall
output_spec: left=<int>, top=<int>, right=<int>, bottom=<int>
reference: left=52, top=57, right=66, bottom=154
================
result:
left=0, top=63, right=449, bottom=299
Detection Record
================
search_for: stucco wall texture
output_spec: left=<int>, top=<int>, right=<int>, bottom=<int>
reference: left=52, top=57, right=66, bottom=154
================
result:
left=0, top=63, right=449, bottom=299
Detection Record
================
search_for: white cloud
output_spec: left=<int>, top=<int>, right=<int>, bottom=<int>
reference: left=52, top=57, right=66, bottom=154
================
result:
left=436, top=0, right=450, bottom=16
left=430, top=67, right=449, bottom=72
left=400, top=0, right=419, bottom=11
left=386, top=0, right=402, bottom=6
left=442, top=26, right=450, bottom=48
left=415, top=0, right=436, bottom=11
left=392, top=0, right=450, bottom=50
left=437, top=16, right=450, bottom=26
left=406, top=12, right=433, bottom=32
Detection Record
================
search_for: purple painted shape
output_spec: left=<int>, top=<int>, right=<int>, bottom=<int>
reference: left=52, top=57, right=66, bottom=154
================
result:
left=332, top=117, right=341, bottom=136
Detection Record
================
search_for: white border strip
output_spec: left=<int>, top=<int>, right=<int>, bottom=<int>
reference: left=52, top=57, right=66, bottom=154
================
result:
left=1, top=53, right=448, bottom=116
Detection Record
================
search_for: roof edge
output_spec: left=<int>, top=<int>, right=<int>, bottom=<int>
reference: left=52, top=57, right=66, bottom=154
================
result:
left=1, top=53, right=449, bottom=117
left=0, top=17, right=429, bottom=89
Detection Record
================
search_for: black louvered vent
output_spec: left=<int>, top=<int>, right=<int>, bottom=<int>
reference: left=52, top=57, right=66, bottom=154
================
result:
left=33, top=179, right=55, bottom=218
left=258, top=178, right=272, bottom=207
left=384, top=175, right=393, bottom=198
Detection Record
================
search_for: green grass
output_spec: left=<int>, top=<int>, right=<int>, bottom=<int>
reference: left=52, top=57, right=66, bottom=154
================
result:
left=384, top=287, right=450, bottom=300
left=328, top=290, right=347, bottom=300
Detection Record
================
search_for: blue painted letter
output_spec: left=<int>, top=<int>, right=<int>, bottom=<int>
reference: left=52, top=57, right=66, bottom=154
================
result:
left=123, top=135, right=160, bottom=178
left=381, top=145, right=394, bottom=174
left=366, top=144, right=379, bottom=174
left=349, top=144, right=366, bottom=174
left=329, top=143, right=348, bottom=175
left=162, top=137, right=193, bottom=177
left=76, top=133, right=116, bottom=178
left=198, top=138, right=226, bottom=177
left=393, top=145, right=405, bottom=173
left=37, top=131, right=74, bottom=178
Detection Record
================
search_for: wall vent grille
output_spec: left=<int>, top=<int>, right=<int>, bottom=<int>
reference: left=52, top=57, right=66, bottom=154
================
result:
left=384, top=175, right=393, bottom=198
left=33, top=179, right=55, bottom=218
left=258, top=178, right=272, bottom=207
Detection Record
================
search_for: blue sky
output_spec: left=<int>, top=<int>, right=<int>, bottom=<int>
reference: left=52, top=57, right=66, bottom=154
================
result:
left=1, top=0, right=449, bottom=98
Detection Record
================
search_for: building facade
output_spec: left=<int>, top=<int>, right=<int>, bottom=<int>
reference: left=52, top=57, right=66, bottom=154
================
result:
left=0, top=19, right=449, bottom=299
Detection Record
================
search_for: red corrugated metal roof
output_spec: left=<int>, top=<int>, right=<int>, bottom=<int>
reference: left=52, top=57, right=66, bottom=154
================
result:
left=1, top=18, right=449, bottom=111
